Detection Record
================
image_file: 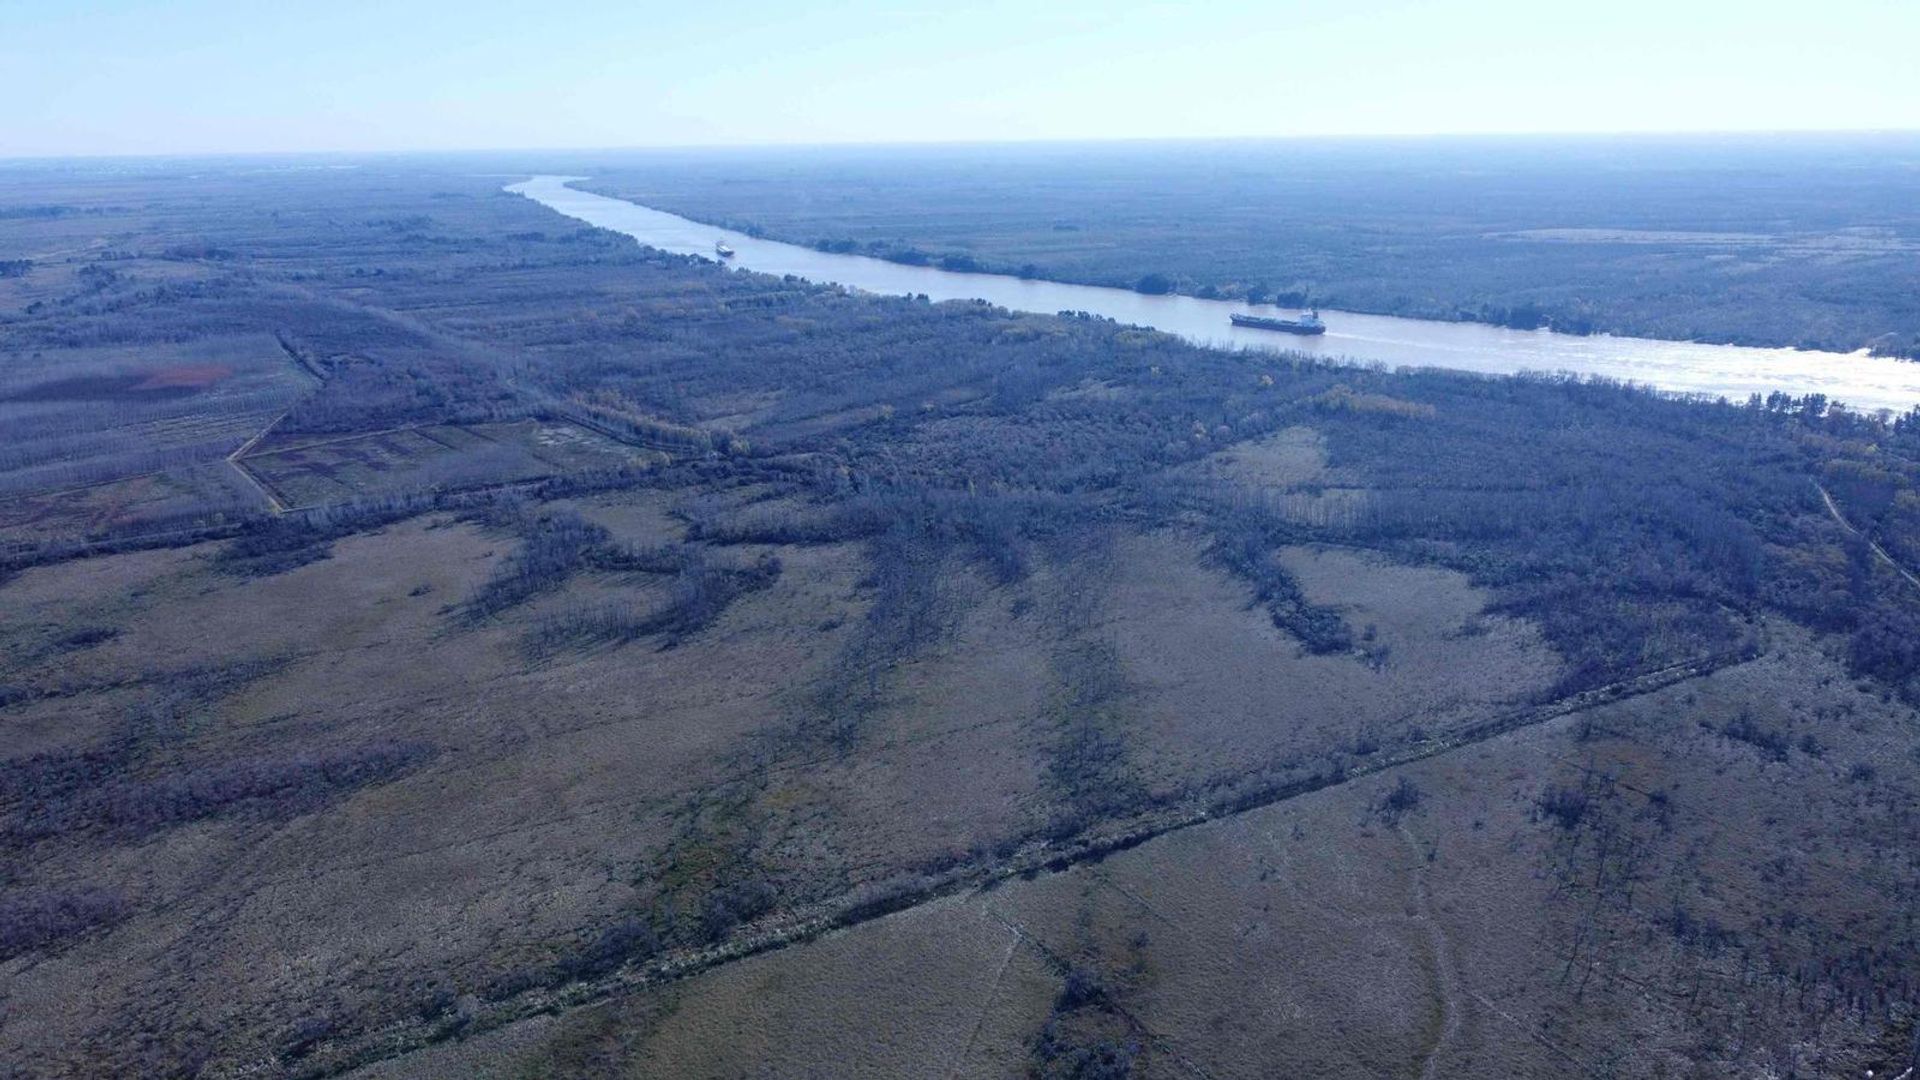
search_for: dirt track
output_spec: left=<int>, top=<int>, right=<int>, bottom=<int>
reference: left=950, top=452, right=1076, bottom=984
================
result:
left=1817, top=481, right=1920, bottom=593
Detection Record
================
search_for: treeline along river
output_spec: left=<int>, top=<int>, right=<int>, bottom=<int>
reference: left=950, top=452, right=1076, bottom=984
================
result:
left=510, top=176, right=1920, bottom=414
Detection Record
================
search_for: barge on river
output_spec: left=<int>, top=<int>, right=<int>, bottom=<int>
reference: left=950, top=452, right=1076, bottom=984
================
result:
left=1230, top=309, right=1325, bottom=335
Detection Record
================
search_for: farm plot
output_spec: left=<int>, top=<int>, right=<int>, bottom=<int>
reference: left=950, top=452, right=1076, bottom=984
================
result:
left=239, top=419, right=658, bottom=508
left=0, top=463, right=258, bottom=554
left=0, top=334, right=308, bottom=498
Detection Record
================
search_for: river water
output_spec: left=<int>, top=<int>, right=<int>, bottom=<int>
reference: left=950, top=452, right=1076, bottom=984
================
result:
left=508, top=176, right=1920, bottom=414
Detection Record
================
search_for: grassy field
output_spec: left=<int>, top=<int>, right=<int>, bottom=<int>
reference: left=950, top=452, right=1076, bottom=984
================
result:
left=2, top=156, right=1919, bottom=1078
left=350, top=623, right=1920, bottom=1080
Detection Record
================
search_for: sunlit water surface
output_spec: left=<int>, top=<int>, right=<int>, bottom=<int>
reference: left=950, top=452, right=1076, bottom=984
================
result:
left=510, top=176, right=1920, bottom=414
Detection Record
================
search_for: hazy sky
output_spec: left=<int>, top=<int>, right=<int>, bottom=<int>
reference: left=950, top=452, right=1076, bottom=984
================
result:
left=6, top=0, right=1919, bottom=157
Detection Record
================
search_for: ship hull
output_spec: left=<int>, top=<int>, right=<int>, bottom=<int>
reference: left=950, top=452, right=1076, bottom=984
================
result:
left=1230, top=313, right=1326, bottom=335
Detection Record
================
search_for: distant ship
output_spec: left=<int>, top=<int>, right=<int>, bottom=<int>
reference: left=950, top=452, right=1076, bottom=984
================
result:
left=1231, top=309, right=1325, bottom=335
left=714, top=241, right=736, bottom=258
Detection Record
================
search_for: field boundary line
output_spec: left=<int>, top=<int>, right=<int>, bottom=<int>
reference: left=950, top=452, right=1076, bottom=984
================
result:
left=236, top=422, right=438, bottom=458
left=227, top=406, right=292, bottom=514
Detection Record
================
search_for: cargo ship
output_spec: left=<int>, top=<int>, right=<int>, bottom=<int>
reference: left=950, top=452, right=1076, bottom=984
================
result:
left=714, top=241, right=736, bottom=258
left=1230, top=309, right=1325, bottom=335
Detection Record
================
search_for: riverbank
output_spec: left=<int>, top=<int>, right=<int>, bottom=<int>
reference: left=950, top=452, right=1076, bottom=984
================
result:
left=513, top=177, right=1920, bottom=414
left=562, top=137, right=1920, bottom=360
left=577, top=186, right=1907, bottom=354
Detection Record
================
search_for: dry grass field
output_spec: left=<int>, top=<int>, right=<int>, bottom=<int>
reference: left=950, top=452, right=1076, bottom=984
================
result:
left=9, top=489, right=1910, bottom=1077
left=0, top=492, right=1573, bottom=1075
left=346, top=622, right=1920, bottom=1080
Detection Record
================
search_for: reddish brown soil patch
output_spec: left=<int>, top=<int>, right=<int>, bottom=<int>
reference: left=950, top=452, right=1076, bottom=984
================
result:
left=1, top=369, right=226, bottom=403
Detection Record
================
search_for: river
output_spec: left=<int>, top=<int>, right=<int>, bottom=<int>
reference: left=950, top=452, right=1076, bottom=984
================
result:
left=508, top=176, right=1920, bottom=414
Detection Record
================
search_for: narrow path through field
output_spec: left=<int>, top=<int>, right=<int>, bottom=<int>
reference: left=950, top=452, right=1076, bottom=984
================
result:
left=940, top=926, right=1023, bottom=1080
left=1399, top=824, right=1463, bottom=1080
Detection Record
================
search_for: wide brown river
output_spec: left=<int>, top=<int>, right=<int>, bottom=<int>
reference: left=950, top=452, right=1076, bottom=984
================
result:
left=510, top=176, right=1920, bottom=413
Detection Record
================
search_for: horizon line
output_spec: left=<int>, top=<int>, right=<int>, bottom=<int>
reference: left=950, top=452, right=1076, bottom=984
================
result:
left=6, top=127, right=1920, bottom=166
